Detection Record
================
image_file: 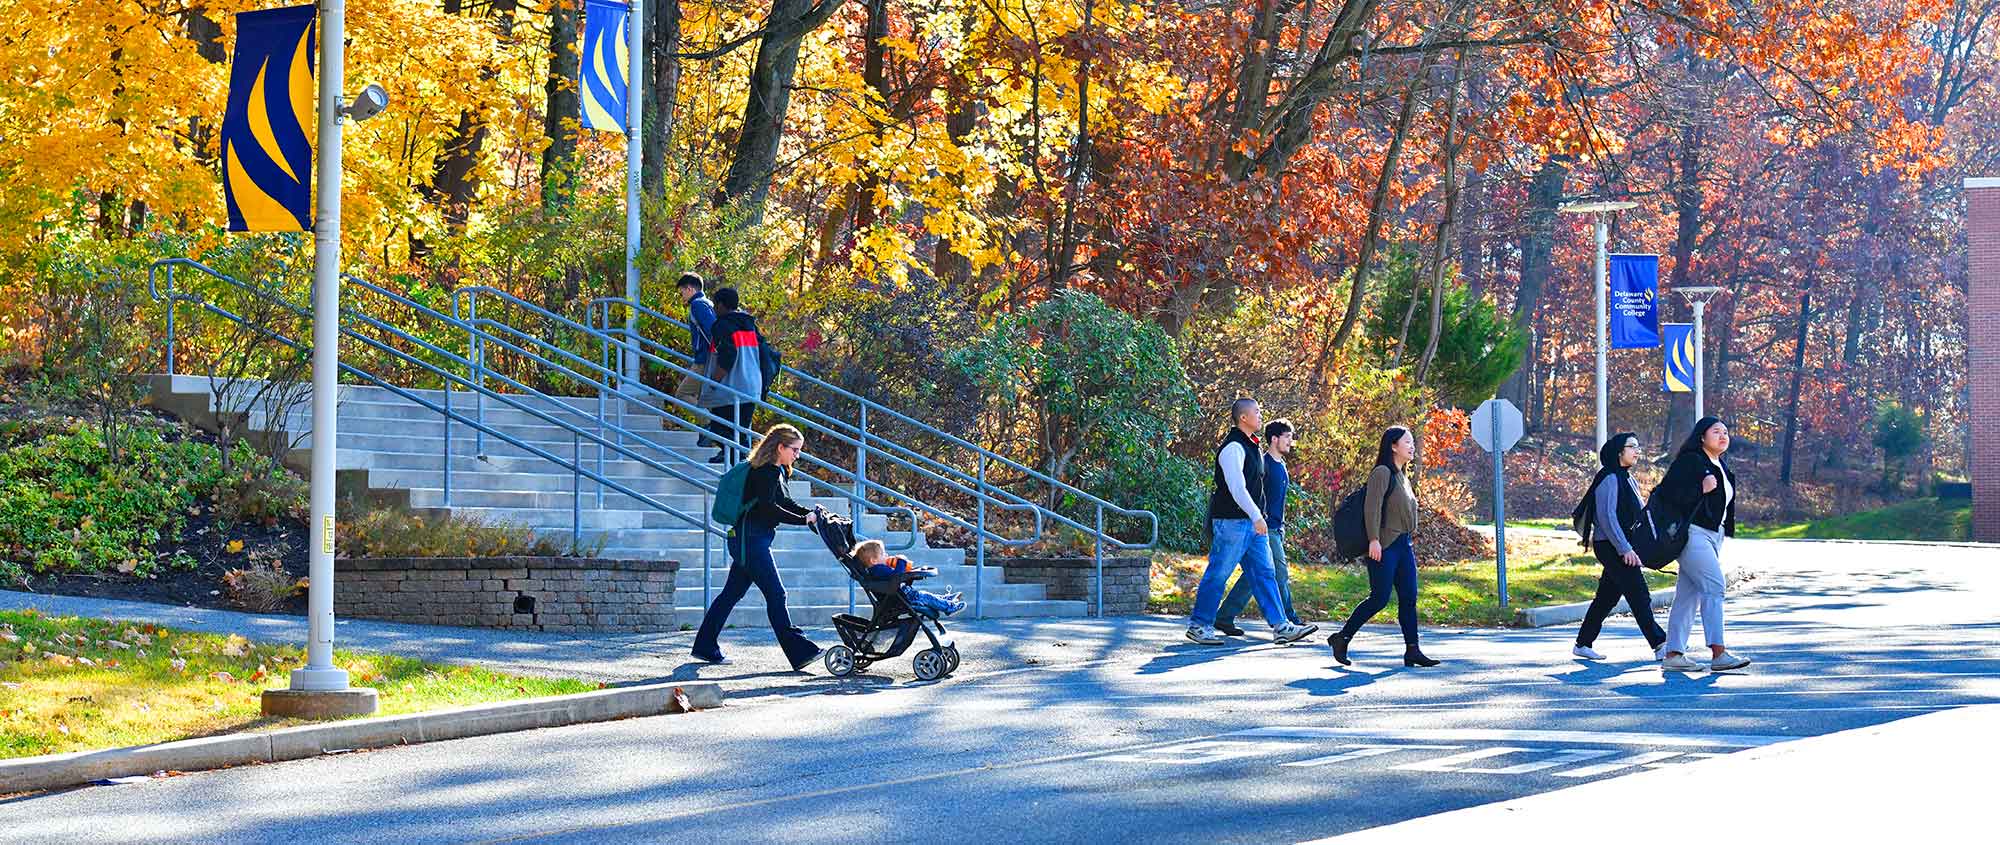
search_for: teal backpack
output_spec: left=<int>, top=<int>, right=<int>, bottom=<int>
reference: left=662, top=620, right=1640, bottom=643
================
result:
left=710, top=462, right=754, bottom=527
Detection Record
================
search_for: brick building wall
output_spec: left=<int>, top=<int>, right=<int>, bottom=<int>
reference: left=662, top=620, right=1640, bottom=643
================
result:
left=1967, top=179, right=2000, bottom=542
left=997, top=557, right=1151, bottom=616
left=336, top=557, right=679, bottom=633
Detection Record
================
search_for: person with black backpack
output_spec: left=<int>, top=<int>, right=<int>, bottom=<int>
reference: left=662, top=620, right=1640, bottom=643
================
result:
left=1657, top=417, right=1750, bottom=673
left=690, top=423, right=822, bottom=670
left=699, top=287, right=778, bottom=464
left=1569, top=432, right=1668, bottom=661
left=1327, top=426, right=1440, bottom=667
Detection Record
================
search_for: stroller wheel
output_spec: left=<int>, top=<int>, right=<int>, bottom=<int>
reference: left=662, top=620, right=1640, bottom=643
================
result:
left=913, top=647, right=948, bottom=682
left=823, top=645, right=857, bottom=677
left=943, top=645, right=961, bottom=675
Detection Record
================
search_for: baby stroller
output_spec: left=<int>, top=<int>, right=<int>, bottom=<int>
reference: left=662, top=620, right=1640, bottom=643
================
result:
left=812, top=512, right=961, bottom=681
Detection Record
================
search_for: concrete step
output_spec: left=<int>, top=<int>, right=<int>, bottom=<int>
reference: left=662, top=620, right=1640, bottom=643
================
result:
left=437, top=505, right=908, bottom=534
left=278, top=412, right=712, bottom=447
left=402, top=486, right=867, bottom=516
left=664, top=562, right=1018, bottom=590
left=597, top=545, right=963, bottom=569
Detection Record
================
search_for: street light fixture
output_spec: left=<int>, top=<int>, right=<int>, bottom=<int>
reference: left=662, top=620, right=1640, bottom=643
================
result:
left=1558, top=198, right=1639, bottom=445
left=1674, top=285, right=1726, bottom=419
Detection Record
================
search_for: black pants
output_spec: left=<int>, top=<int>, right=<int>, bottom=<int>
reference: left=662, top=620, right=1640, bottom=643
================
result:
left=1577, top=542, right=1667, bottom=649
left=692, top=524, right=820, bottom=669
left=705, top=402, right=753, bottom=454
left=1337, top=534, right=1420, bottom=647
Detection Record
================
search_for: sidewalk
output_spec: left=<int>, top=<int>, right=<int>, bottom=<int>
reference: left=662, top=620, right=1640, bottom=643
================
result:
left=0, top=590, right=1191, bottom=700
left=1311, top=704, right=1999, bottom=843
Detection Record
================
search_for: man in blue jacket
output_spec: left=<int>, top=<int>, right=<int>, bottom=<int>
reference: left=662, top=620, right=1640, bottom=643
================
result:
left=677, top=272, right=717, bottom=369
left=1214, top=418, right=1304, bottom=635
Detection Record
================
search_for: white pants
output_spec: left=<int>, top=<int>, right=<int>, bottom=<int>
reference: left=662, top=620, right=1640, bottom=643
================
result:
left=1666, top=526, right=1727, bottom=653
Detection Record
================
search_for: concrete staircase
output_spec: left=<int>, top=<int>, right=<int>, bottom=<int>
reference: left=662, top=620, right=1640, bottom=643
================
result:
left=148, top=374, right=1088, bottom=627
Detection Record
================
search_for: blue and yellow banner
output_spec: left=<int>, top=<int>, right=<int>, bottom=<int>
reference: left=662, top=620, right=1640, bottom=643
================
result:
left=581, top=0, right=630, bottom=133
left=1609, top=254, right=1661, bottom=349
left=1662, top=323, right=1695, bottom=392
left=221, top=5, right=316, bottom=232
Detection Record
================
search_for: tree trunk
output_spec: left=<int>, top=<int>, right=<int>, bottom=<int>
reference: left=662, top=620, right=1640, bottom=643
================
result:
left=542, top=0, right=582, bottom=211
left=1415, top=48, right=1467, bottom=383
left=1779, top=287, right=1814, bottom=486
left=1324, top=56, right=1431, bottom=356
left=1498, top=155, right=1571, bottom=418
left=852, top=0, right=889, bottom=232
left=643, top=0, right=681, bottom=198
left=1050, top=0, right=1096, bottom=290
left=721, top=0, right=850, bottom=219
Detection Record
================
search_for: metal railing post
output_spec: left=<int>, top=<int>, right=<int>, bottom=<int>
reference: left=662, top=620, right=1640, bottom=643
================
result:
left=850, top=405, right=867, bottom=616
left=1094, top=506, right=1105, bottom=619
left=163, top=266, right=177, bottom=376
left=442, top=365, right=453, bottom=508
left=469, top=292, right=485, bottom=457
left=703, top=491, right=713, bottom=610
left=572, top=431, right=583, bottom=556
left=595, top=302, right=607, bottom=509
left=975, top=455, right=987, bottom=619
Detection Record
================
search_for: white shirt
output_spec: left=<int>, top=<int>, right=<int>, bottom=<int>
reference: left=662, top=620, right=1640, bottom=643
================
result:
left=1709, top=456, right=1733, bottom=508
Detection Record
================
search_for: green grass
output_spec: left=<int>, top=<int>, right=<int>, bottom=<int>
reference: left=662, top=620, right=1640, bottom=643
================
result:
left=1741, top=497, right=1972, bottom=542
left=0, top=610, right=597, bottom=759
left=1151, top=534, right=1673, bottom=628
left=1467, top=518, right=1572, bottom=531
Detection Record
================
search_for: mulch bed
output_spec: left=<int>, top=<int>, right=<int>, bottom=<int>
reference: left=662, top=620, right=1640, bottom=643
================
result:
left=11, top=507, right=309, bottom=616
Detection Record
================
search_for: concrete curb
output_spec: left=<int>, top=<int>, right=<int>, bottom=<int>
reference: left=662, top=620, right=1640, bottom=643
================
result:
left=1514, top=568, right=1757, bottom=628
left=0, top=682, right=723, bottom=795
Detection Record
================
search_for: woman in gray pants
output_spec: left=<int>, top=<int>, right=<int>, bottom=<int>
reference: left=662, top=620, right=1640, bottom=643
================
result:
left=1656, top=417, right=1750, bottom=672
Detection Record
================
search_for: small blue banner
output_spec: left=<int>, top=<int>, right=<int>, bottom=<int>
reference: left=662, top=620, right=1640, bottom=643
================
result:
left=221, top=5, right=316, bottom=232
left=1662, top=323, right=1694, bottom=392
left=580, top=0, right=629, bottom=133
left=1609, top=254, right=1661, bottom=349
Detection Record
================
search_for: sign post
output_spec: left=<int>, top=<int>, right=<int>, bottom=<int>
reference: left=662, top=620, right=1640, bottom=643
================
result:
left=1471, top=398, right=1525, bottom=608
left=1558, top=200, right=1639, bottom=445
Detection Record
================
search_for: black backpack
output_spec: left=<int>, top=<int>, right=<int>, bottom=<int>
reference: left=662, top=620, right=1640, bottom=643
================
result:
left=1333, top=481, right=1390, bottom=560
left=756, top=330, right=781, bottom=399
left=1572, top=477, right=1687, bottom=570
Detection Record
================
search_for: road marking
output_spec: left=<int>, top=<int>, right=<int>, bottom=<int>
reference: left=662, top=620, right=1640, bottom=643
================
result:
left=1281, top=745, right=1464, bottom=767
left=1099, top=740, right=1308, bottom=765
left=1230, top=727, right=1788, bottom=748
left=1390, top=747, right=1537, bottom=772
left=1554, top=751, right=1684, bottom=777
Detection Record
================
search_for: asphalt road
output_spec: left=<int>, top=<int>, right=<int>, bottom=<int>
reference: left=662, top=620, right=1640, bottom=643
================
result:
left=4, top=538, right=1996, bottom=844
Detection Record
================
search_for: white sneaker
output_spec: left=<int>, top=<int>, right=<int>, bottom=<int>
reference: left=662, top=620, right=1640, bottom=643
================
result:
left=1273, top=623, right=1319, bottom=645
left=1709, top=651, right=1751, bottom=671
left=1572, top=645, right=1606, bottom=661
left=1661, top=653, right=1703, bottom=672
left=1185, top=624, right=1224, bottom=646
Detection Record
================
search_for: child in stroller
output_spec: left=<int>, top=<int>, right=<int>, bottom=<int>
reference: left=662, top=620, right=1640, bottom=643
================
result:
left=811, top=512, right=961, bottom=680
left=851, top=539, right=968, bottom=618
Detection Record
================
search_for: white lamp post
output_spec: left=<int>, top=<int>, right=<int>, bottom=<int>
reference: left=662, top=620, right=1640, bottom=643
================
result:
left=1558, top=199, right=1639, bottom=445
left=1675, top=285, right=1726, bottom=419
left=263, top=0, right=384, bottom=718
left=622, top=0, right=644, bottom=384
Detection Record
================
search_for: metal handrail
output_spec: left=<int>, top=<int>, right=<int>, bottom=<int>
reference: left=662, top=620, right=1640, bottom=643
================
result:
left=450, top=286, right=1041, bottom=552
left=593, top=295, right=1161, bottom=616
left=149, top=258, right=923, bottom=612
left=592, top=296, right=1160, bottom=549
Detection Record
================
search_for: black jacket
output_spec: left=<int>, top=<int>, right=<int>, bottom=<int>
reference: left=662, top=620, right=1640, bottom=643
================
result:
left=1657, top=450, right=1737, bottom=536
left=742, top=464, right=814, bottom=530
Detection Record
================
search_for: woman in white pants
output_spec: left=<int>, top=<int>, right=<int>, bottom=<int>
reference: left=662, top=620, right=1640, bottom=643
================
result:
left=1656, top=417, right=1750, bottom=672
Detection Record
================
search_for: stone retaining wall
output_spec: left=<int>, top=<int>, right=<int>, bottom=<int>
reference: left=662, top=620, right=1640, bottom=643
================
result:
left=996, top=556, right=1150, bottom=616
left=335, top=557, right=679, bottom=633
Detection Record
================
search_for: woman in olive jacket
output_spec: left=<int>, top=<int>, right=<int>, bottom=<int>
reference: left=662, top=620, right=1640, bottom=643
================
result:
left=1655, top=417, right=1750, bottom=672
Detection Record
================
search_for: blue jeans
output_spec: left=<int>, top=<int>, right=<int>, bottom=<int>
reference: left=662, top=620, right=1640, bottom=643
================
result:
left=692, top=524, right=821, bottom=668
left=1336, top=533, right=1420, bottom=646
left=1190, top=519, right=1288, bottom=629
left=1218, top=528, right=1299, bottom=626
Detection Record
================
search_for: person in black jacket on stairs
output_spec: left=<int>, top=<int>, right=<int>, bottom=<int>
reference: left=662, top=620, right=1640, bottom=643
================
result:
left=691, top=424, right=822, bottom=670
left=1569, top=433, right=1668, bottom=661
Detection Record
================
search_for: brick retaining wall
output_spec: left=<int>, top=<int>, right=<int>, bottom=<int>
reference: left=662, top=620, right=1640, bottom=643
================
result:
left=335, top=557, right=680, bottom=633
left=995, top=556, right=1150, bottom=616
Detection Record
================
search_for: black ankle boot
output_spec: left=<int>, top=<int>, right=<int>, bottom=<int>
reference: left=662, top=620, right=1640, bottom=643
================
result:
left=1328, top=632, right=1352, bottom=666
left=1403, top=646, right=1440, bottom=667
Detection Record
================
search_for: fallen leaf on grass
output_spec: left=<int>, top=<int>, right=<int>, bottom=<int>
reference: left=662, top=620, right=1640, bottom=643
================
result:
left=116, top=559, right=138, bottom=574
left=104, top=640, right=131, bottom=650
left=212, top=671, right=235, bottom=683
left=170, top=658, right=187, bottom=673
left=45, top=654, right=74, bottom=667
left=225, top=540, right=245, bottom=554
left=220, top=635, right=250, bottom=657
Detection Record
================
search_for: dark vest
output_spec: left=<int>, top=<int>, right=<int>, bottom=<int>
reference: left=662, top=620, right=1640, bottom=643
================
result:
left=1208, top=429, right=1267, bottom=521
